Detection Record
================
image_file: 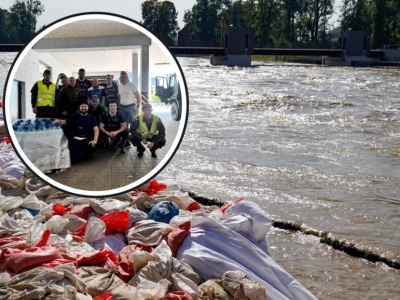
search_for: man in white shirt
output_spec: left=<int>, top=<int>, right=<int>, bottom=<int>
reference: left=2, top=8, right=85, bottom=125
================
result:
left=118, top=70, right=141, bottom=148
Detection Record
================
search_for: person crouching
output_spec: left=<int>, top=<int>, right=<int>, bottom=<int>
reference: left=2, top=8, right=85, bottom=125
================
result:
left=129, top=103, right=166, bottom=158
left=53, top=102, right=99, bottom=164
left=99, top=101, right=128, bottom=153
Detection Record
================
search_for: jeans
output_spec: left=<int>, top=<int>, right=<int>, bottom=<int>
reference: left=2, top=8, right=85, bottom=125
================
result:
left=119, top=104, right=137, bottom=131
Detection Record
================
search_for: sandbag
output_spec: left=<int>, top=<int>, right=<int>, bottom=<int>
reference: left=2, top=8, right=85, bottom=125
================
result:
left=199, top=279, right=233, bottom=300
left=222, top=270, right=266, bottom=300
left=79, top=266, right=137, bottom=300
left=148, top=201, right=179, bottom=224
left=130, top=255, right=201, bottom=289
left=125, top=219, right=173, bottom=246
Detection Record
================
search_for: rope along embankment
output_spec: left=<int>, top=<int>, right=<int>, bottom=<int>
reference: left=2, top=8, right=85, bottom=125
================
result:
left=187, top=191, right=400, bottom=271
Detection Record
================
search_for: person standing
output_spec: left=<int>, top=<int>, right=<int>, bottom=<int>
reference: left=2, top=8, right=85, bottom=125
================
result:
left=55, top=77, right=82, bottom=119
left=75, top=68, right=92, bottom=100
left=52, top=102, right=99, bottom=164
left=87, top=77, right=104, bottom=103
left=102, top=74, right=119, bottom=108
left=129, top=103, right=166, bottom=158
left=118, top=70, right=141, bottom=148
left=30, top=69, right=56, bottom=118
left=56, top=74, right=68, bottom=97
left=99, top=101, right=128, bottom=153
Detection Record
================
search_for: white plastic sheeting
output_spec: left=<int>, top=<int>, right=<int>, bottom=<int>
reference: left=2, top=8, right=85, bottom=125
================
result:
left=176, top=212, right=317, bottom=300
left=14, top=119, right=70, bottom=172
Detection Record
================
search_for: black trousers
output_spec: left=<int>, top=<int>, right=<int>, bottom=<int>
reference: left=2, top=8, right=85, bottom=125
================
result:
left=130, top=135, right=166, bottom=151
left=36, top=106, right=56, bottom=118
left=70, top=138, right=96, bottom=164
left=99, top=131, right=128, bottom=148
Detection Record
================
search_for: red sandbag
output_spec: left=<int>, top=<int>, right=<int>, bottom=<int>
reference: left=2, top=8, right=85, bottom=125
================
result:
left=0, top=248, right=21, bottom=270
left=185, top=201, right=202, bottom=212
left=94, top=292, right=113, bottom=300
left=74, top=210, right=129, bottom=239
left=52, top=203, right=71, bottom=215
left=100, top=210, right=129, bottom=233
left=140, top=179, right=167, bottom=195
left=42, top=258, right=78, bottom=269
left=33, top=230, right=50, bottom=247
left=77, top=247, right=117, bottom=266
left=116, top=244, right=154, bottom=282
left=220, top=198, right=244, bottom=213
left=163, top=221, right=191, bottom=257
left=2, top=246, right=63, bottom=273
left=0, top=237, right=25, bottom=247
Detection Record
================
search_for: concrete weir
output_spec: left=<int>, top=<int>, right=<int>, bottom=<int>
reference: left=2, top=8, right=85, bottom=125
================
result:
left=210, top=54, right=252, bottom=67
left=188, top=190, right=400, bottom=271
left=210, top=27, right=254, bottom=67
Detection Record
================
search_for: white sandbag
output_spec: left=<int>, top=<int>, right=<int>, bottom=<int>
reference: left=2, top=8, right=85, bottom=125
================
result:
left=0, top=195, right=23, bottom=212
left=27, top=218, right=46, bottom=244
left=69, top=241, right=95, bottom=256
left=155, top=177, right=182, bottom=193
left=222, top=270, right=266, bottom=300
left=47, top=215, right=69, bottom=233
left=199, top=279, right=233, bottom=300
left=223, top=201, right=272, bottom=243
left=63, top=215, right=87, bottom=233
left=1, top=160, right=26, bottom=179
left=129, top=250, right=159, bottom=274
left=127, top=207, right=148, bottom=228
left=135, top=278, right=170, bottom=299
left=172, top=272, right=202, bottom=299
left=21, top=193, right=47, bottom=210
left=11, top=209, right=33, bottom=220
left=92, top=233, right=127, bottom=256
left=130, top=253, right=201, bottom=288
left=47, top=233, right=70, bottom=251
left=85, top=198, right=130, bottom=215
left=125, top=219, right=173, bottom=246
left=84, top=217, right=106, bottom=243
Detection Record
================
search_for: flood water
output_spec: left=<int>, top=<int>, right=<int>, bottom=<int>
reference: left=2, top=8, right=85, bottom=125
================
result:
left=161, top=57, right=400, bottom=299
left=1, top=53, right=399, bottom=299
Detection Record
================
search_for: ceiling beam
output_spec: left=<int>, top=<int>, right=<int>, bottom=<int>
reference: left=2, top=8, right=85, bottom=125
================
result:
left=33, top=35, right=151, bottom=52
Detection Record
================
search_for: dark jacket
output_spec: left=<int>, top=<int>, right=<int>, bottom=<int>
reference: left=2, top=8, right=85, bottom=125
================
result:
left=55, top=85, right=82, bottom=118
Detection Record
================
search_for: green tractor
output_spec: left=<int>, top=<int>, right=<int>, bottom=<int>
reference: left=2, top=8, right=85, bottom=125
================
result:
left=155, top=73, right=182, bottom=121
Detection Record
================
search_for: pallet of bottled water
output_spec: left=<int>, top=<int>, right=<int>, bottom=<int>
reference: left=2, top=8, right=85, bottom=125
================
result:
left=12, top=118, right=70, bottom=172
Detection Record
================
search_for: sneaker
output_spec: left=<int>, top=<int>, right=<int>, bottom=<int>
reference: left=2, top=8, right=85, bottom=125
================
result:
left=137, top=151, right=144, bottom=157
left=150, top=149, right=157, bottom=158
left=120, top=146, right=126, bottom=154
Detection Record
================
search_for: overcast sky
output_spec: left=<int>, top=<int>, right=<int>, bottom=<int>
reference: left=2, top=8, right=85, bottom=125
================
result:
left=0, top=0, right=197, bottom=30
left=1, top=0, right=342, bottom=31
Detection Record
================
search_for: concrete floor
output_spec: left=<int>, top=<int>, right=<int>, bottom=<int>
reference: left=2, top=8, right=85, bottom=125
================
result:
left=47, top=106, right=181, bottom=191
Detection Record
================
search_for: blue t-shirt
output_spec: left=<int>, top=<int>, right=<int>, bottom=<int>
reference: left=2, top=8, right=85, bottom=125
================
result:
left=87, top=86, right=104, bottom=101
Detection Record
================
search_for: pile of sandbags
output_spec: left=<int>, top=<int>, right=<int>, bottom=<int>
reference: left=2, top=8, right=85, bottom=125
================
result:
left=0, top=144, right=316, bottom=299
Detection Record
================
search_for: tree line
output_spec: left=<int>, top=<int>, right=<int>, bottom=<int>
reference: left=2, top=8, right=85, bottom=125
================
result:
left=180, top=0, right=400, bottom=49
left=1, top=0, right=399, bottom=49
left=0, top=0, right=44, bottom=44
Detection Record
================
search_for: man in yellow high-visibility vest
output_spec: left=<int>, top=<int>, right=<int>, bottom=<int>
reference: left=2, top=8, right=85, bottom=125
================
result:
left=30, top=69, right=56, bottom=118
left=129, top=103, right=166, bottom=158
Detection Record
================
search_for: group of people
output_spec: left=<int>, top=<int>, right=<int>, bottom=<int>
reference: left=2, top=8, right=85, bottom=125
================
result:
left=30, top=68, right=166, bottom=165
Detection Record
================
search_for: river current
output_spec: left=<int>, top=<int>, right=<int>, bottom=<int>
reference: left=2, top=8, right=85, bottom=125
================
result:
left=1, top=53, right=399, bottom=299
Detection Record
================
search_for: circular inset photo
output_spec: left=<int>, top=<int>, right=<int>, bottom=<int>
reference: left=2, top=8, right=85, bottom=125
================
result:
left=3, top=13, right=188, bottom=197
